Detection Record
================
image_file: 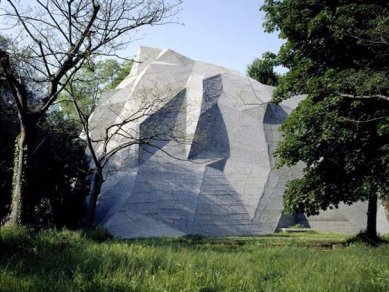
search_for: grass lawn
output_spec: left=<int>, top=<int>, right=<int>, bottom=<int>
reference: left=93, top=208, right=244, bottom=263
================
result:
left=0, top=226, right=388, bottom=291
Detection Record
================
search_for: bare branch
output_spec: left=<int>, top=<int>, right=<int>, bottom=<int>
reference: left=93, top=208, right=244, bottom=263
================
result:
left=340, top=93, right=389, bottom=102
left=0, top=0, right=182, bottom=117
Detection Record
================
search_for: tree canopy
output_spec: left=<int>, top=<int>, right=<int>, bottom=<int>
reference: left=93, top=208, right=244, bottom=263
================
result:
left=247, top=52, right=279, bottom=86
left=262, top=0, right=389, bottom=238
left=262, top=0, right=388, bottom=103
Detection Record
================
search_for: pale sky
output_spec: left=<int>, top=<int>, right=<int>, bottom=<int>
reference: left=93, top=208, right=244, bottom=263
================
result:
left=2, top=0, right=283, bottom=74
left=122, top=0, right=284, bottom=74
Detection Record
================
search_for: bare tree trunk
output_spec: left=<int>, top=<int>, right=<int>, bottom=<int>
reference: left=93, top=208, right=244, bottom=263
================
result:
left=366, top=193, right=378, bottom=240
left=9, top=120, right=34, bottom=225
left=86, top=169, right=104, bottom=227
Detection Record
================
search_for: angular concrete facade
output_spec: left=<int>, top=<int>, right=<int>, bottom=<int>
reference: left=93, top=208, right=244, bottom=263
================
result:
left=89, top=47, right=389, bottom=238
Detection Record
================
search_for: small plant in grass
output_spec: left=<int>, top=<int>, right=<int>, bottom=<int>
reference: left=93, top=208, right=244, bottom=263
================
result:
left=82, top=226, right=112, bottom=242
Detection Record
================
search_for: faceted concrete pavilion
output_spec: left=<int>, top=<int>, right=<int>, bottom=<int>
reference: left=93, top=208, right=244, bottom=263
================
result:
left=89, top=47, right=389, bottom=238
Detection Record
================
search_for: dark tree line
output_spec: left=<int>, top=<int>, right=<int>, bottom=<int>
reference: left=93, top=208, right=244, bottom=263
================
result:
left=0, top=82, right=88, bottom=227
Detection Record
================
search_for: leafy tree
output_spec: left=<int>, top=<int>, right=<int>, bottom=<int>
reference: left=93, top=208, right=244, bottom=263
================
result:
left=0, top=0, right=181, bottom=225
left=59, top=59, right=132, bottom=122
left=247, top=52, right=279, bottom=86
left=262, top=0, right=389, bottom=239
left=106, top=59, right=133, bottom=90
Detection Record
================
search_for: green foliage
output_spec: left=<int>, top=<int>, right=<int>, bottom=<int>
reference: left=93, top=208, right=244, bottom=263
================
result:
left=276, top=95, right=388, bottom=215
left=82, top=226, right=113, bottom=242
left=107, top=59, right=133, bottom=90
left=59, top=59, right=132, bottom=121
left=0, top=102, right=88, bottom=227
left=262, top=0, right=388, bottom=102
left=262, top=0, right=389, bottom=218
left=247, top=52, right=279, bottom=86
left=0, top=227, right=388, bottom=291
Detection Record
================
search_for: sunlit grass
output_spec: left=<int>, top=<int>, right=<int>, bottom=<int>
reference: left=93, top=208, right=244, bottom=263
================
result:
left=0, top=226, right=388, bottom=291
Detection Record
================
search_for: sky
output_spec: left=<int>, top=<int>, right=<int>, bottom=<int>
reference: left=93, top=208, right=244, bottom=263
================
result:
left=2, top=0, right=284, bottom=75
left=122, top=0, right=284, bottom=74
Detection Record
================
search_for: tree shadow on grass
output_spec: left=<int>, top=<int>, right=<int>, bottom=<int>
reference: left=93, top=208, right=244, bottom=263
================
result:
left=345, top=232, right=389, bottom=247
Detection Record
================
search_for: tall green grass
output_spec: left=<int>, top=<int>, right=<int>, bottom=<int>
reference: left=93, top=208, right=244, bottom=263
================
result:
left=0, top=226, right=388, bottom=291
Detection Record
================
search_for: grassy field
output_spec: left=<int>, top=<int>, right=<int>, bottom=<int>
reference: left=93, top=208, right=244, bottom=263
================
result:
left=1, top=227, right=388, bottom=291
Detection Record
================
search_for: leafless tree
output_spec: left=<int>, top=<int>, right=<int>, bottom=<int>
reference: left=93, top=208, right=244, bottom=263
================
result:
left=0, top=0, right=182, bottom=225
left=66, top=73, right=190, bottom=225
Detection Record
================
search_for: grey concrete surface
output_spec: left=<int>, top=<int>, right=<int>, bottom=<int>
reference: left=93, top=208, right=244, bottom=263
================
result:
left=88, top=47, right=389, bottom=238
